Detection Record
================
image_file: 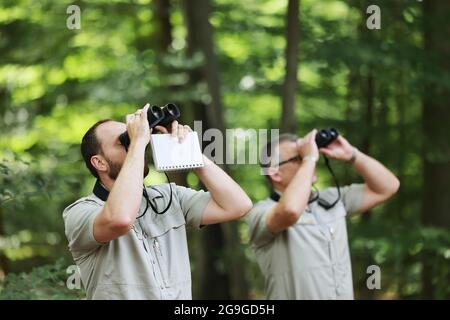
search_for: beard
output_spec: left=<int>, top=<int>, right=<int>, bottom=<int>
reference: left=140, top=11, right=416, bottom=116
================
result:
left=106, top=156, right=150, bottom=180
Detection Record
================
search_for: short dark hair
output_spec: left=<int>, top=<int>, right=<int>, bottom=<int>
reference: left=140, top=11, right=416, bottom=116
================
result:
left=80, top=119, right=111, bottom=178
left=260, top=133, right=298, bottom=167
left=260, top=133, right=299, bottom=185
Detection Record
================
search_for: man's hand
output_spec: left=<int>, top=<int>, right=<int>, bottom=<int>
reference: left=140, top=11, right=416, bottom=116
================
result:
left=318, top=134, right=400, bottom=214
left=319, top=136, right=354, bottom=161
left=297, top=129, right=319, bottom=159
left=154, top=120, right=191, bottom=143
left=126, top=104, right=151, bottom=147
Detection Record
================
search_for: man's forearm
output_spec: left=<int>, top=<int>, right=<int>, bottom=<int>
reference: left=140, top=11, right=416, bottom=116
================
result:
left=279, top=160, right=316, bottom=215
left=103, top=142, right=146, bottom=225
left=266, top=159, right=316, bottom=233
left=194, top=156, right=251, bottom=214
left=352, top=150, right=400, bottom=195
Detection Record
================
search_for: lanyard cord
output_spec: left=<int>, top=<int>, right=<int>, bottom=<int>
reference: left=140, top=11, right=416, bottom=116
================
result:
left=136, top=172, right=173, bottom=219
left=93, top=172, right=173, bottom=220
left=318, top=156, right=341, bottom=210
left=269, top=156, right=341, bottom=210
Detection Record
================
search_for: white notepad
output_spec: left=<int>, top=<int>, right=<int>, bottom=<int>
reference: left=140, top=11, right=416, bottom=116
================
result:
left=150, top=131, right=204, bottom=171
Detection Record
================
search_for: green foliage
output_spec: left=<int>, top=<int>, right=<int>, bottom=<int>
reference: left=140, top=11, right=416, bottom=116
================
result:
left=0, top=0, right=448, bottom=299
left=0, top=154, right=52, bottom=209
left=349, top=221, right=450, bottom=299
left=0, top=258, right=85, bottom=299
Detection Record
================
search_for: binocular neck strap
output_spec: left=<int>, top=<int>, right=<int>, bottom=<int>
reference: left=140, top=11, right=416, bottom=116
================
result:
left=92, top=175, right=173, bottom=217
left=269, top=156, right=341, bottom=210
left=319, top=156, right=341, bottom=210
left=93, top=180, right=110, bottom=201
left=269, top=191, right=280, bottom=202
left=269, top=189, right=319, bottom=204
left=93, top=179, right=145, bottom=204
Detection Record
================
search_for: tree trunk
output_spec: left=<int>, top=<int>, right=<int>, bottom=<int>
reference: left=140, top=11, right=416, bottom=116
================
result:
left=395, top=69, right=406, bottom=223
left=280, top=0, right=300, bottom=134
left=421, top=0, right=450, bottom=298
left=153, top=0, right=190, bottom=187
left=343, top=67, right=359, bottom=185
left=154, top=0, right=173, bottom=51
left=361, top=71, right=374, bottom=223
left=0, top=206, right=9, bottom=278
left=186, top=0, right=226, bottom=133
left=183, top=0, right=249, bottom=299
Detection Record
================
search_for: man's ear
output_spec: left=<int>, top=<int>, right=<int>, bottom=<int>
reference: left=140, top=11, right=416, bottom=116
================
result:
left=91, top=155, right=108, bottom=173
left=267, top=166, right=282, bottom=183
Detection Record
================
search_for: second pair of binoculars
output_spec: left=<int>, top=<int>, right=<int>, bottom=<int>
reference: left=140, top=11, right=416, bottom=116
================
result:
left=119, top=103, right=181, bottom=149
left=315, top=128, right=339, bottom=148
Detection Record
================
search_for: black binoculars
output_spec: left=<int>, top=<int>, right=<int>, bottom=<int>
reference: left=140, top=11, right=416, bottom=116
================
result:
left=315, top=128, right=339, bottom=148
left=119, top=103, right=181, bottom=149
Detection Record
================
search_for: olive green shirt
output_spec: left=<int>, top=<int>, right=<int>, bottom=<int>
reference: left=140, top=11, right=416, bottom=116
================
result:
left=246, top=184, right=365, bottom=300
left=63, top=183, right=211, bottom=300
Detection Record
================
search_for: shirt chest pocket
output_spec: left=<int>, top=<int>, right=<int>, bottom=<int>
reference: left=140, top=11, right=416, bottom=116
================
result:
left=140, top=201, right=186, bottom=239
left=138, top=203, right=190, bottom=287
left=295, top=212, right=317, bottom=225
left=150, top=226, right=191, bottom=287
left=316, top=201, right=347, bottom=225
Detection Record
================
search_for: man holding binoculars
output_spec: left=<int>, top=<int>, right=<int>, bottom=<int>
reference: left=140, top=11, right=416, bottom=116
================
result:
left=63, top=103, right=252, bottom=299
left=246, top=129, right=400, bottom=299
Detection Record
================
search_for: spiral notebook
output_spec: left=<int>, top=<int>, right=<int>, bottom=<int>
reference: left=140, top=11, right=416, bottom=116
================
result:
left=150, top=132, right=204, bottom=171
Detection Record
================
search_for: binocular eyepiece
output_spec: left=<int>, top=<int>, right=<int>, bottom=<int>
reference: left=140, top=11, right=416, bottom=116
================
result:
left=315, top=128, right=339, bottom=148
left=119, top=103, right=181, bottom=149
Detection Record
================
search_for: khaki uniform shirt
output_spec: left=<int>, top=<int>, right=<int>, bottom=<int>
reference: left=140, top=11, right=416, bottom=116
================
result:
left=246, top=184, right=365, bottom=300
left=63, top=183, right=211, bottom=300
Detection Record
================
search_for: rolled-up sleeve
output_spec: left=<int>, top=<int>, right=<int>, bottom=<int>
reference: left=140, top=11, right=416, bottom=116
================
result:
left=341, top=183, right=365, bottom=214
left=176, top=185, right=211, bottom=229
left=246, top=201, right=276, bottom=248
left=63, top=200, right=104, bottom=255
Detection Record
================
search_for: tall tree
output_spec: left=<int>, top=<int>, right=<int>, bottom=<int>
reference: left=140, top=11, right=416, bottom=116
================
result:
left=421, top=0, right=450, bottom=298
left=154, top=0, right=173, bottom=51
left=152, top=0, right=192, bottom=187
left=184, top=0, right=226, bottom=133
left=360, top=69, right=375, bottom=223
left=280, top=0, right=300, bottom=133
left=0, top=207, right=9, bottom=277
left=183, top=0, right=249, bottom=299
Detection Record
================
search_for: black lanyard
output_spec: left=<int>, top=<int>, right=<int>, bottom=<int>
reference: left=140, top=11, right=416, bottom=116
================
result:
left=269, top=156, right=341, bottom=210
left=270, top=189, right=320, bottom=205
left=92, top=178, right=173, bottom=218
